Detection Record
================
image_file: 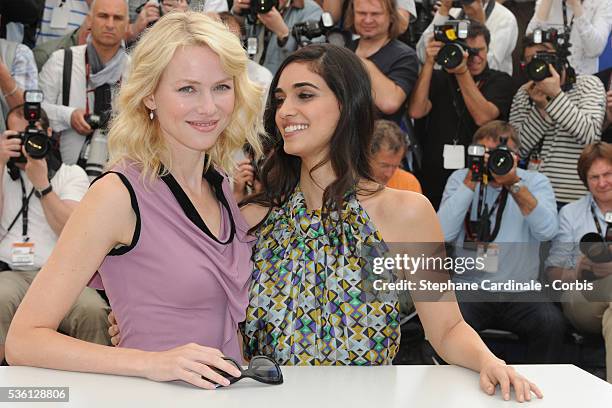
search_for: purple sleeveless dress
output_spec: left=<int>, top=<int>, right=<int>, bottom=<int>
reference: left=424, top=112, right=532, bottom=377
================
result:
left=89, top=162, right=253, bottom=361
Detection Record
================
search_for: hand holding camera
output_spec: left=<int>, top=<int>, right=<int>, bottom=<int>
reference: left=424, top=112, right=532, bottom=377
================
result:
left=576, top=255, right=612, bottom=280
left=0, top=130, right=22, bottom=166
left=533, top=64, right=562, bottom=99
left=257, top=6, right=289, bottom=38
left=8, top=90, right=53, bottom=165
left=466, top=141, right=518, bottom=186
left=433, top=20, right=477, bottom=71
left=445, top=51, right=469, bottom=75
left=22, top=145, right=49, bottom=190
left=134, top=1, right=162, bottom=33
left=70, top=108, right=93, bottom=136
left=233, top=0, right=280, bottom=24
left=424, top=38, right=444, bottom=66
left=578, top=214, right=612, bottom=280
left=232, top=0, right=252, bottom=15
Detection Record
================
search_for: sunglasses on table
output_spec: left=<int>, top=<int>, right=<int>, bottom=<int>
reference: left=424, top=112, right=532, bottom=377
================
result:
left=206, top=355, right=283, bottom=386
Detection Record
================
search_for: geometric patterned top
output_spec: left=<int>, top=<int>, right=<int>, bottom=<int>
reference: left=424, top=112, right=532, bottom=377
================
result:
left=243, top=187, right=401, bottom=365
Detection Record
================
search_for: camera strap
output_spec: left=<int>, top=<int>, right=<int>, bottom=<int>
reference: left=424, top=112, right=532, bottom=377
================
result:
left=5, top=173, right=35, bottom=241
left=561, top=0, right=575, bottom=36
left=62, top=47, right=72, bottom=107
left=3, top=159, right=60, bottom=241
left=560, top=0, right=577, bottom=90
left=465, top=184, right=508, bottom=243
left=590, top=204, right=605, bottom=238
left=449, top=74, right=486, bottom=145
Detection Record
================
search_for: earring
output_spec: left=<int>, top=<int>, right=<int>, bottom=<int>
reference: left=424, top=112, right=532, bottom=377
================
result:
left=149, top=110, right=155, bottom=120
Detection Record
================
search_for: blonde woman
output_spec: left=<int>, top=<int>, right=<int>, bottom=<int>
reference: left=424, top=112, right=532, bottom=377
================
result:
left=5, top=11, right=264, bottom=390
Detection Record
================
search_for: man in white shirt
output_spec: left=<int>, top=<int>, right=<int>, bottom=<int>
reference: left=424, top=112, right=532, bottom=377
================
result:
left=416, top=0, right=518, bottom=75
left=0, top=104, right=110, bottom=364
left=39, top=0, right=130, bottom=165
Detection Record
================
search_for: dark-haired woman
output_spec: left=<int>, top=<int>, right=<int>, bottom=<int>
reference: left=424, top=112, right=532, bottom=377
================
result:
left=240, top=44, right=543, bottom=402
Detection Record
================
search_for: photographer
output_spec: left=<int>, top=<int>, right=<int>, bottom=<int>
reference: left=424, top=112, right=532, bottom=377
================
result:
left=322, top=0, right=416, bottom=34
left=416, top=0, right=518, bottom=75
left=344, top=0, right=418, bottom=126
left=39, top=0, right=130, bottom=166
left=545, top=142, right=612, bottom=382
left=526, top=0, right=612, bottom=75
left=127, top=1, right=192, bottom=43
left=437, top=120, right=566, bottom=364
left=509, top=33, right=606, bottom=206
left=0, top=102, right=110, bottom=365
left=408, top=20, right=514, bottom=209
left=231, top=0, right=323, bottom=74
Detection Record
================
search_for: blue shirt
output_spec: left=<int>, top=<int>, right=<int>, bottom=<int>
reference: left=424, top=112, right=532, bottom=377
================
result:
left=546, top=193, right=608, bottom=270
left=8, top=42, right=39, bottom=91
left=437, top=168, right=558, bottom=288
left=246, top=0, right=323, bottom=75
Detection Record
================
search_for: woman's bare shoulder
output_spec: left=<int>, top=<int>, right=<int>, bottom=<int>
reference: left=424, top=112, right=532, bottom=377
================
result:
left=362, top=188, right=442, bottom=243
left=239, top=203, right=270, bottom=229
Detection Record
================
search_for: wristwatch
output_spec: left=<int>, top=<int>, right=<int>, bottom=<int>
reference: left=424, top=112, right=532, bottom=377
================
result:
left=34, top=184, right=53, bottom=199
left=509, top=180, right=523, bottom=194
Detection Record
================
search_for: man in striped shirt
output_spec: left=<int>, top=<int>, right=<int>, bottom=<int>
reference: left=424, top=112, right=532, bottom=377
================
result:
left=37, top=0, right=92, bottom=46
left=510, top=34, right=606, bottom=206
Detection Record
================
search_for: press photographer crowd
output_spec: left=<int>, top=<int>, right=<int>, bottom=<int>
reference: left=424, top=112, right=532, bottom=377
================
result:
left=0, top=0, right=611, bottom=397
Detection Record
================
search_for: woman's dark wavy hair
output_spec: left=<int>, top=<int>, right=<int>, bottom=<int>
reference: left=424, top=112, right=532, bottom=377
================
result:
left=245, top=44, right=378, bottom=230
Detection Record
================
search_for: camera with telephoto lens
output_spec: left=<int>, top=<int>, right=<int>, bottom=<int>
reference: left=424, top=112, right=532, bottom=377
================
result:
left=240, top=0, right=278, bottom=21
left=487, top=139, right=514, bottom=177
left=466, top=139, right=514, bottom=182
left=292, top=12, right=352, bottom=48
left=524, top=28, right=571, bottom=82
left=433, top=20, right=477, bottom=70
left=525, top=52, right=561, bottom=82
left=580, top=213, right=612, bottom=264
left=8, top=90, right=51, bottom=164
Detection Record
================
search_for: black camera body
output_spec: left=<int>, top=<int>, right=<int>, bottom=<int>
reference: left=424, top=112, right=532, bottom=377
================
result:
left=433, top=20, right=476, bottom=70
left=525, top=51, right=564, bottom=82
left=292, top=12, right=351, bottom=48
left=580, top=232, right=612, bottom=264
left=251, top=0, right=277, bottom=14
left=8, top=90, right=51, bottom=164
left=466, top=139, right=514, bottom=182
left=524, top=28, right=572, bottom=82
left=580, top=213, right=612, bottom=264
left=85, top=113, right=102, bottom=130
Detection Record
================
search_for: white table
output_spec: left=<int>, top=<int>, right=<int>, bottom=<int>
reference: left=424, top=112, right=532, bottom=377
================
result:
left=0, top=364, right=610, bottom=407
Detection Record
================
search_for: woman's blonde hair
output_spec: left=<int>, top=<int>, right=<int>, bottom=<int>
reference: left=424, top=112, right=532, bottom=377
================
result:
left=107, top=11, right=264, bottom=181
